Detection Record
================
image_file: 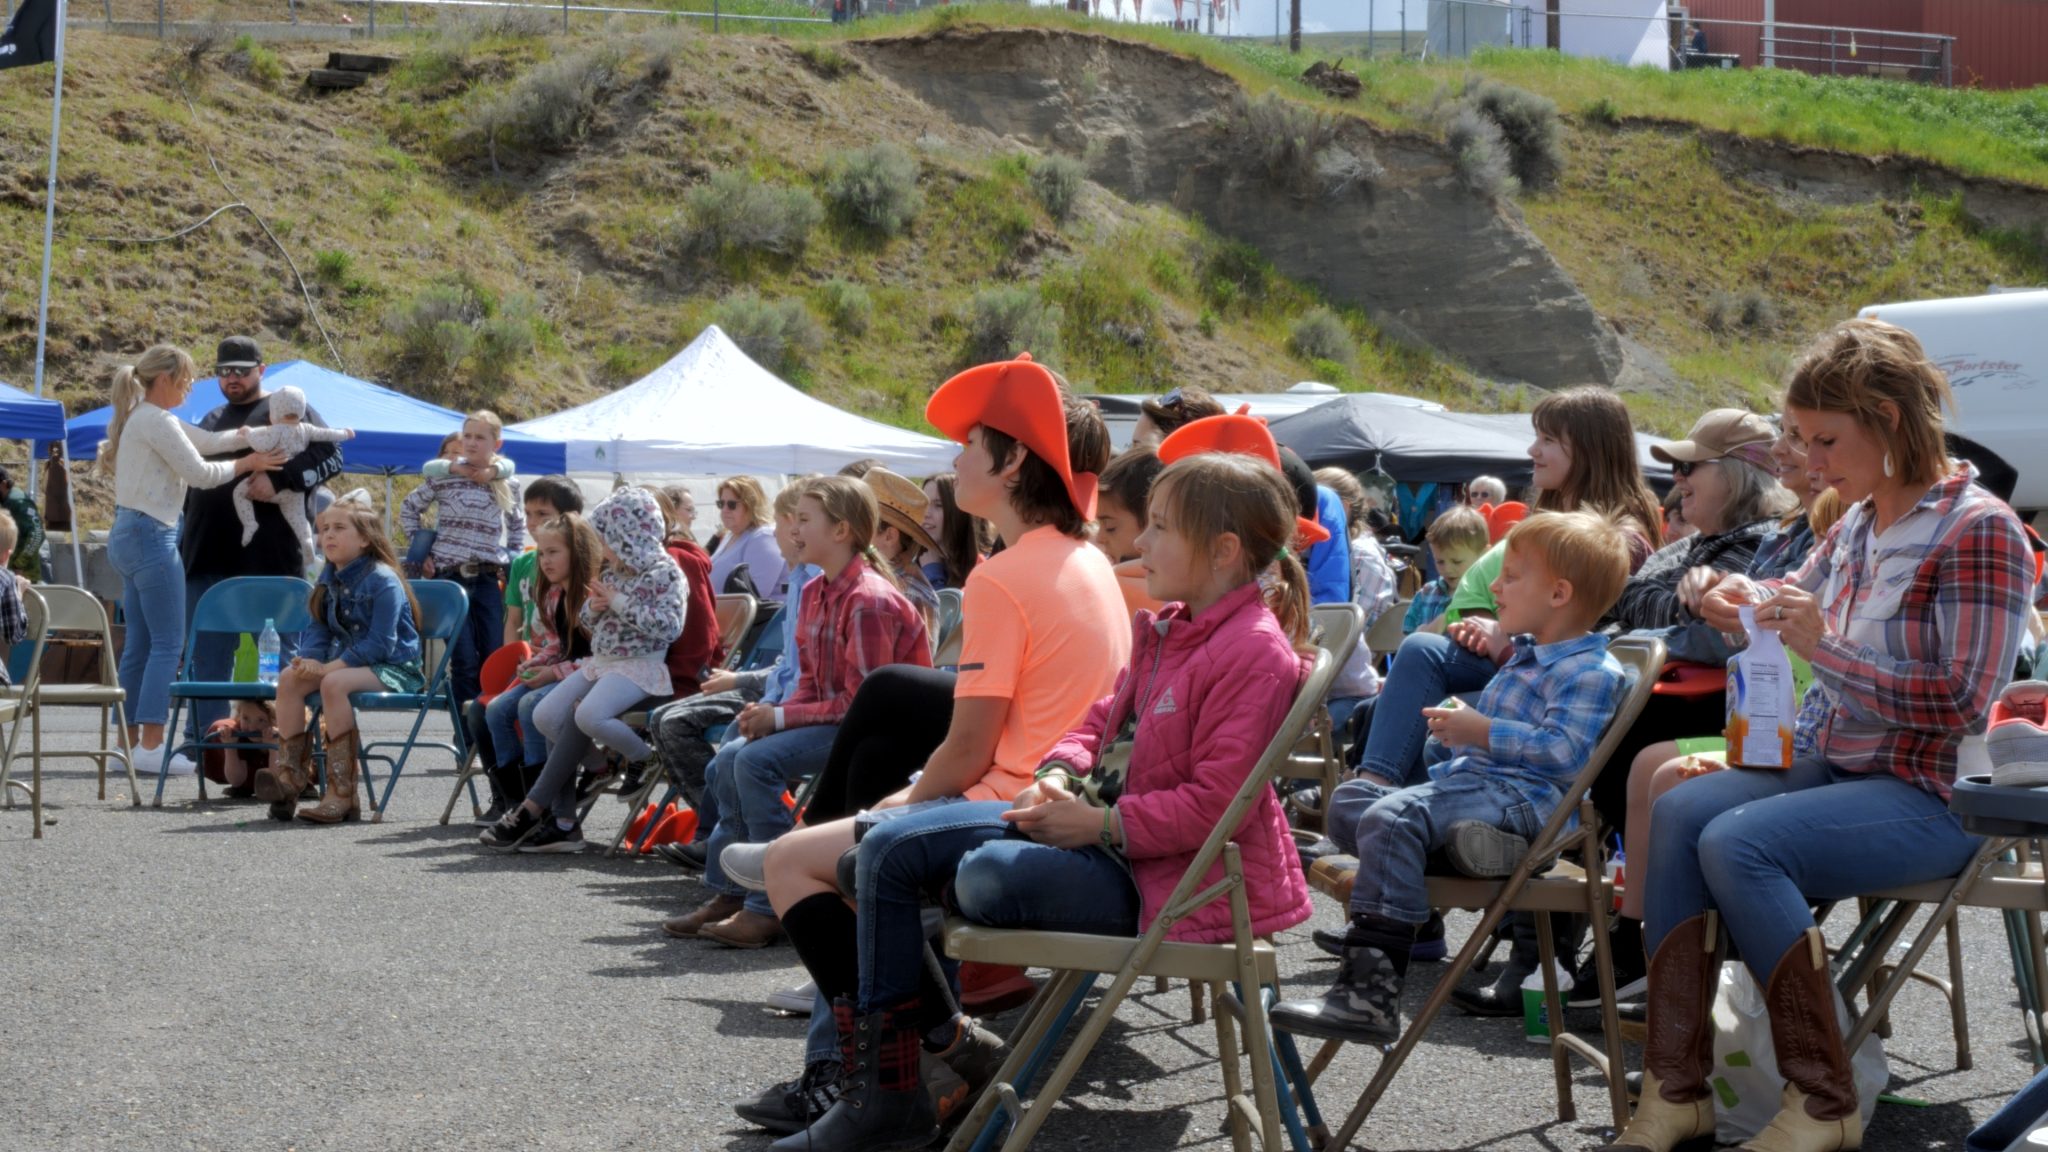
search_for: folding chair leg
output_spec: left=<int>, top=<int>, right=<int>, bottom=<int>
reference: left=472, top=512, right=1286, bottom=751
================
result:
left=93, top=704, right=105, bottom=800
left=1211, top=980, right=1251, bottom=1152
left=950, top=970, right=1095, bottom=1152
left=115, top=700, right=139, bottom=807
left=1268, top=1008, right=1330, bottom=1150
left=607, top=771, right=666, bottom=857
left=439, top=747, right=487, bottom=826
left=1945, top=911, right=1972, bottom=1070
left=1534, top=912, right=1576, bottom=1125
left=1226, top=849, right=1284, bottom=1152
left=1844, top=839, right=2003, bottom=1054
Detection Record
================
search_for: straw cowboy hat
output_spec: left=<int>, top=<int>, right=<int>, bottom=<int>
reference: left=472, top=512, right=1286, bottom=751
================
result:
left=864, top=467, right=940, bottom=556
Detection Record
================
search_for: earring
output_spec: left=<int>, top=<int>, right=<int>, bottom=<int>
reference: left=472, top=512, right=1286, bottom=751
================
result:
left=1882, top=452, right=1894, bottom=479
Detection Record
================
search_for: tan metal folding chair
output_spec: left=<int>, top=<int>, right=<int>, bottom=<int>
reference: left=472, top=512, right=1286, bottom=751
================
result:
left=1364, top=599, right=1408, bottom=660
left=940, top=646, right=1341, bottom=1152
left=715, top=593, right=758, bottom=671
left=1297, top=635, right=1666, bottom=1148
left=6, top=586, right=139, bottom=809
left=0, top=587, right=52, bottom=836
left=1281, top=604, right=1364, bottom=837
left=1831, top=837, right=2048, bottom=1070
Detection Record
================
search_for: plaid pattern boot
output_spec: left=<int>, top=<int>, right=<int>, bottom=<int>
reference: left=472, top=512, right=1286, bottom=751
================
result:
left=769, top=997, right=937, bottom=1152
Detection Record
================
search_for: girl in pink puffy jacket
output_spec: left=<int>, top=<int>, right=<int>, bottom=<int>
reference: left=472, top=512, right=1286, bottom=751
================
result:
left=974, top=451, right=1317, bottom=944
left=757, top=451, right=1318, bottom=1152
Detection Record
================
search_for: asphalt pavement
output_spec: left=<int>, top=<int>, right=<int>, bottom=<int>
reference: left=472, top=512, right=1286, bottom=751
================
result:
left=3, top=707, right=2041, bottom=1151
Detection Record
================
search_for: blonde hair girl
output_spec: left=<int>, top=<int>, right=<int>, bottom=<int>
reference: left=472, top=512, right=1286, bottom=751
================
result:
left=101, top=344, right=288, bottom=773
left=257, top=491, right=425, bottom=824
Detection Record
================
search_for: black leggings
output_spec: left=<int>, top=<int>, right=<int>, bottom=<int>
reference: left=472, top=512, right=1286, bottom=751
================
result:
left=800, top=665, right=957, bottom=825
left=1591, top=689, right=1727, bottom=842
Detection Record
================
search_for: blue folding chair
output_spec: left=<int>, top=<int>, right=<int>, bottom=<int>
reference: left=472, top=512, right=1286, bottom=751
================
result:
left=157, top=577, right=314, bottom=807
left=337, top=579, right=468, bottom=823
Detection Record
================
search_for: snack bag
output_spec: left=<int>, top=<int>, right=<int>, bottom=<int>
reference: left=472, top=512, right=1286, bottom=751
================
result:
left=1724, top=604, right=1795, bottom=769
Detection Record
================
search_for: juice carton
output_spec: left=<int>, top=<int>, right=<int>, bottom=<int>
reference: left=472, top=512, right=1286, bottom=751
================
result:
left=1725, top=604, right=1795, bottom=769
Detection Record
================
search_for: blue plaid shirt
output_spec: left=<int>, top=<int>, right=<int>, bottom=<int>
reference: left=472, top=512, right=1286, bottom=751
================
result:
left=1429, top=631, right=1626, bottom=812
left=1403, top=578, right=1454, bottom=634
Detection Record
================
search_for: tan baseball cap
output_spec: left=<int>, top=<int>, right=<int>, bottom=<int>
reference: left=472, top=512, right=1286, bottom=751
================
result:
left=864, top=468, right=940, bottom=557
left=1651, top=409, right=1778, bottom=467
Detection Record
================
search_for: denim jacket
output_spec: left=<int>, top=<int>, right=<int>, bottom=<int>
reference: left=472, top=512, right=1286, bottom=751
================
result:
left=300, top=556, right=422, bottom=669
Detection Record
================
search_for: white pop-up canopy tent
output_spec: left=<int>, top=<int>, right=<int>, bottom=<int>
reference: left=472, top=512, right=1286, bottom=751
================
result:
left=512, top=326, right=959, bottom=478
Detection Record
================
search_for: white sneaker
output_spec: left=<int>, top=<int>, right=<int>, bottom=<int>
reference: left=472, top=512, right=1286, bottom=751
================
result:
left=161, top=752, right=199, bottom=776
left=766, top=981, right=817, bottom=1015
left=721, top=841, right=771, bottom=892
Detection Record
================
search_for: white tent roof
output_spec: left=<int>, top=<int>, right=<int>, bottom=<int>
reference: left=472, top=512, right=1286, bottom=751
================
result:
left=511, top=326, right=959, bottom=477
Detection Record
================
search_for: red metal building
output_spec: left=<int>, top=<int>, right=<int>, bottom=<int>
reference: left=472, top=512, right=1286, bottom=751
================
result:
left=1684, top=0, right=2048, bottom=88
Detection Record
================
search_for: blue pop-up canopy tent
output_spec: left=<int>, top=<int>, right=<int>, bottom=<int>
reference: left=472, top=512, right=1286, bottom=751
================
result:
left=64, top=360, right=568, bottom=475
left=0, top=378, right=68, bottom=443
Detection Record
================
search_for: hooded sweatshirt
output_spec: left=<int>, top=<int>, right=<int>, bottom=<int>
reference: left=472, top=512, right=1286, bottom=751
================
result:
left=579, top=488, right=687, bottom=697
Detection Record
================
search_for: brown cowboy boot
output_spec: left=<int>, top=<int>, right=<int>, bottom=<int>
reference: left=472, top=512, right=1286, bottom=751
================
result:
left=299, top=728, right=363, bottom=824
left=1742, top=928, right=1862, bottom=1152
left=1597, top=913, right=1719, bottom=1152
left=253, top=731, right=312, bottom=806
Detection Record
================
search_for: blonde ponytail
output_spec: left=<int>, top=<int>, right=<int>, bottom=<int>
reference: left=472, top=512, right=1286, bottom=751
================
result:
left=100, top=344, right=195, bottom=480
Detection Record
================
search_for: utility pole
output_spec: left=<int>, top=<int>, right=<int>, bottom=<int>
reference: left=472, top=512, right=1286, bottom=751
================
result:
left=1289, top=0, right=1298, bottom=51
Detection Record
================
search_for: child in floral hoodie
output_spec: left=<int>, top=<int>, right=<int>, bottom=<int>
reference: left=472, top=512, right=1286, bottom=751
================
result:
left=480, top=487, right=687, bottom=853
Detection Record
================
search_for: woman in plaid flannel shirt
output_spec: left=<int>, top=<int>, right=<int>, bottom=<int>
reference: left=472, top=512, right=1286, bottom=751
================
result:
left=1607, top=320, right=2034, bottom=1152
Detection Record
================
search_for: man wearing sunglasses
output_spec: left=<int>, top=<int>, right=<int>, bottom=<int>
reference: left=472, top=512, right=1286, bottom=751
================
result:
left=179, top=335, right=347, bottom=743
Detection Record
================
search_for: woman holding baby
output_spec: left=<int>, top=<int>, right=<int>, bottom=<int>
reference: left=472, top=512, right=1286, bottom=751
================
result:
left=97, top=344, right=290, bottom=775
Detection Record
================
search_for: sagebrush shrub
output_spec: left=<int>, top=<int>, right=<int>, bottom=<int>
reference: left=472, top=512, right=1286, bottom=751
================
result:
left=1446, top=106, right=1519, bottom=200
left=967, top=286, right=1062, bottom=364
left=1290, top=307, right=1357, bottom=368
left=819, top=279, right=874, bottom=336
left=716, top=292, right=825, bottom=373
left=385, top=285, right=475, bottom=381
left=680, top=171, right=824, bottom=258
left=1467, top=79, right=1563, bottom=190
left=1029, top=154, right=1085, bottom=224
left=826, top=143, right=923, bottom=235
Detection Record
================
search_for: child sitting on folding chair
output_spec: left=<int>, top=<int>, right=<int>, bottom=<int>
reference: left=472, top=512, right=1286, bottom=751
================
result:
left=201, top=699, right=278, bottom=799
left=650, top=483, right=818, bottom=873
left=255, top=491, right=425, bottom=825
left=683, top=476, right=931, bottom=949
left=766, top=448, right=1316, bottom=1152
left=480, top=512, right=597, bottom=823
left=480, top=487, right=683, bottom=854
left=1271, top=510, right=1632, bottom=1044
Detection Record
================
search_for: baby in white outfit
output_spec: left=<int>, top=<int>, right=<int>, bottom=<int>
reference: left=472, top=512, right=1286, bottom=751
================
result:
left=230, top=386, right=353, bottom=560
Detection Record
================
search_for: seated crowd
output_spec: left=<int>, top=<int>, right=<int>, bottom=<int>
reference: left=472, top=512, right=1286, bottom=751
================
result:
left=215, top=320, right=2040, bottom=1152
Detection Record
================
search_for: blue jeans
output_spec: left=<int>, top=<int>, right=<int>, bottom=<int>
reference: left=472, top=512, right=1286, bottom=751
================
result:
left=1646, top=757, right=1982, bottom=980
left=1352, top=632, right=1497, bottom=786
left=848, top=799, right=1008, bottom=1011
left=107, top=508, right=185, bottom=728
left=703, top=724, right=841, bottom=916
left=954, top=836, right=1138, bottom=935
left=1329, top=772, right=1544, bottom=924
left=485, top=681, right=551, bottom=769
left=447, top=571, right=504, bottom=708
left=182, top=571, right=302, bottom=738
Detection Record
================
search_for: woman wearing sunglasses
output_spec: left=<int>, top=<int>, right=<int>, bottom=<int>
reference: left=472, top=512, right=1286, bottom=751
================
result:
left=707, top=475, right=791, bottom=604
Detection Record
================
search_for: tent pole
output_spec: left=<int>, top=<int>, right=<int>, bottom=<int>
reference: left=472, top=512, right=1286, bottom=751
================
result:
left=65, top=456, right=80, bottom=585
left=30, top=0, right=69, bottom=406
left=384, top=472, right=395, bottom=537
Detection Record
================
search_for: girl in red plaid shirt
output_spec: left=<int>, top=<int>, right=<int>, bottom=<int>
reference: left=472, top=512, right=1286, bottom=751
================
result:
left=1609, top=320, right=2033, bottom=1152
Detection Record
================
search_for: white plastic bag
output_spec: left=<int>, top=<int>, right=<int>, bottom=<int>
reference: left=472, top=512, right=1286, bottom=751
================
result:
left=1708, top=961, right=1888, bottom=1142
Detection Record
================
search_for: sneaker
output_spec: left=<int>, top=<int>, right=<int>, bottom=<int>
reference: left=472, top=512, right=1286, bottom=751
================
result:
left=1270, top=944, right=1405, bottom=1044
left=1990, top=680, right=2048, bottom=787
left=1446, top=820, right=1530, bottom=878
left=1450, top=960, right=1531, bottom=1017
left=766, top=981, right=817, bottom=1015
left=932, top=1017, right=1008, bottom=1094
left=161, top=752, right=199, bottom=777
left=573, top=767, right=616, bottom=802
left=471, top=800, right=508, bottom=829
left=518, top=822, right=587, bottom=854
left=732, top=1059, right=842, bottom=1135
left=478, top=805, right=541, bottom=849
left=657, top=840, right=709, bottom=871
left=616, top=762, right=647, bottom=796
left=721, top=841, right=771, bottom=892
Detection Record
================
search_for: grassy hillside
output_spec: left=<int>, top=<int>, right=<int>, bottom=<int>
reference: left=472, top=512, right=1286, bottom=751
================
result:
left=2, top=4, right=2044, bottom=496
left=0, top=17, right=1468, bottom=439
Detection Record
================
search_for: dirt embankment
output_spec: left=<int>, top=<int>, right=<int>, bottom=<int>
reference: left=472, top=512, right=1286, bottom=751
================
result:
left=855, top=26, right=1631, bottom=390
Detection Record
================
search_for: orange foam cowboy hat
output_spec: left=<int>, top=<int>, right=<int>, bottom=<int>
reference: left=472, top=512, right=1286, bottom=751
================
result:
left=1155, top=414, right=1331, bottom=546
left=926, top=352, right=1098, bottom=521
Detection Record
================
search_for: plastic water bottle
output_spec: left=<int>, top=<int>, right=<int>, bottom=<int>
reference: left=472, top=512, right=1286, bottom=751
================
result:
left=257, top=619, right=281, bottom=685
